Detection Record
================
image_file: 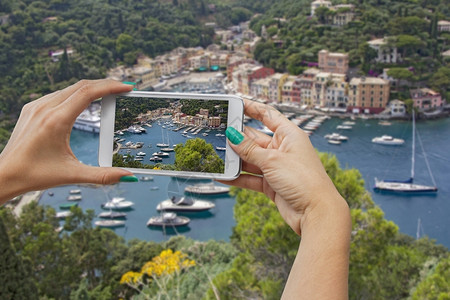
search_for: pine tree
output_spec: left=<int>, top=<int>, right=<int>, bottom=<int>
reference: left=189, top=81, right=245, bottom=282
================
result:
left=0, top=217, right=38, bottom=299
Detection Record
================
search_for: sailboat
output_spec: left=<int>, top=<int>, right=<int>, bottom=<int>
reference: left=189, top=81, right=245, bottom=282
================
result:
left=374, top=113, right=438, bottom=193
left=156, top=127, right=169, bottom=148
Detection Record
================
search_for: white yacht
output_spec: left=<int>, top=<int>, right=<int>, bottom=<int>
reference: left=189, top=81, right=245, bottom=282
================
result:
left=56, top=211, right=73, bottom=219
left=372, top=135, right=404, bottom=145
left=137, top=152, right=146, bottom=156
left=150, top=156, right=163, bottom=162
left=102, top=197, right=134, bottom=210
left=185, top=183, right=230, bottom=195
left=336, top=125, right=352, bottom=130
left=156, top=196, right=215, bottom=212
left=67, top=195, right=82, bottom=201
left=215, top=146, right=226, bottom=151
left=98, top=211, right=127, bottom=219
left=324, top=133, right=348, bottom=141
left=152, top=151, right=169, bottom=157
left=147, top=212, right=190, bottom=227
left=73, top=109, right=100, bottom=133
left=95, top=220, right=126, bottom=228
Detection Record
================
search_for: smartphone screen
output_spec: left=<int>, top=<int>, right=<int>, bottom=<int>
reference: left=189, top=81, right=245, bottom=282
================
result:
left=112, top=96, right=230, bottom=174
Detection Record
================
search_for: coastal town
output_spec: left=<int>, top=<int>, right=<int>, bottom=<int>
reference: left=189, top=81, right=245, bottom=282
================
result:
left=96, top=3, right=450, bottom=118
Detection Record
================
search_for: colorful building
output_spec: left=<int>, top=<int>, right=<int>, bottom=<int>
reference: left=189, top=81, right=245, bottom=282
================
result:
left=410, top=88, right=444, bottom=111
left=318, top=50, right=349, bottom=74
left=348, top=77, right=390, bottom=114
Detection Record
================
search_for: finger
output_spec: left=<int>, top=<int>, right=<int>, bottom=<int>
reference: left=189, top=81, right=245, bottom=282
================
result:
left=59, top=79, right=133, bottom=118
left=70, top=164, right=134, bottom=185
left=243, top=99, right=289, bottom=133
left=244, top=126, right=272, bottom=148
left=217, top=173, right=265, bottom=193
left=226, top=127, right=273, bottom=169
left=242, top=161, right=263, bottom=175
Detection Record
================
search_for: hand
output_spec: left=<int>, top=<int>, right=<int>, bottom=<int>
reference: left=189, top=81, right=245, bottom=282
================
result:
left=224, top=99, right=347, bottom=236
left=0, top=79, right=135, bottom=204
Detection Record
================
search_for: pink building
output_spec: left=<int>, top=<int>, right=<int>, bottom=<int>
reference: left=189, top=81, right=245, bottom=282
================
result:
left=410, top=88, right=444, bottom=111
left=318, top=50, right=349, bottom=74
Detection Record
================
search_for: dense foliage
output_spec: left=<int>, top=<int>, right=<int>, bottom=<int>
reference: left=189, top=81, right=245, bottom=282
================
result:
left=1, top=153, right=449, bottom=299
left=174, top=138, right=224, bottom=173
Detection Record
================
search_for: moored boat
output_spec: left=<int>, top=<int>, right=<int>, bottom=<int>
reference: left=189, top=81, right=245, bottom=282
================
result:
left=95, top=220, right=126, bottom=228
left=147, top=212, right=190, bottom=227
left=67, top=195, right=82, bottom=201
left=60, top=203, right=78, bottom=209
left=371, top=135, right=404, bottom=145
left=156, top=196, right=215, bottom=212
left=102, top=197, right=134, bottom=210
left=98, top=211, right=127, bottom=219
left=185, top=183, right=230, bottom=195
left=56, top=211, right=73, bottom=219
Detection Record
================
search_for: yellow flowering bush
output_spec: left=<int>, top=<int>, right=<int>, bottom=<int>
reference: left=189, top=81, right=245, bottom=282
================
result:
left=120, top=249, right=195, bottom=298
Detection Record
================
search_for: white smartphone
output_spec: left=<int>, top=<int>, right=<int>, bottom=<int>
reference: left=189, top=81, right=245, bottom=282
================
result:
left=99, top=91, right=243, bottom=180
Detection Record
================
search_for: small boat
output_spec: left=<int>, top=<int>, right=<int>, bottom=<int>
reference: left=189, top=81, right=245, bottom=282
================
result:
left=160, top=147, right=174, bottom=152
left=336, top=125, right=352, bottom=130
left=137, top=152, right=146, bottom=156
left=102, top=197, right=134, bottom=210
left=342, top=121, right=355, bottom=126
left=141, top=176, right=154, bottom=181
left=324, top=133, right=348, bottom=141
left=202, top=133, right=208, bottom=136
left=56, top=211, right=73, bottom=219
left=378, top=121, right=392, bottom=126
left=135, top=157, right=143, bottom=161
left=156, top=143, right=169, bottom=147
left=156, top=196, right=215, bottom=212
left=67, top=195, right=82, bottom=201
left=98, top=211, right=127, bottom=219
left=69, top=189, right=81, bottom=194
left=60, top=203, right=78, bottom=209
left=215, top=133, right=226, bottom=137
left=215, top=146, right=226, bottom=151
left=328, top=140, right=341, bottom=145
left=48, top=191, right=54, bottom=197
left=185, top=183, right=230, bottom=195
left=152, top=152, right=169, bottom=157
left=147, top=212, right=190, bottom=227
left=150, top=156, right=163, bottom=162
left=150, top=186, right=159, bottom=190
left=95, top=220, right=126, bottom=228
left=372, top=135, right=404, bottom=145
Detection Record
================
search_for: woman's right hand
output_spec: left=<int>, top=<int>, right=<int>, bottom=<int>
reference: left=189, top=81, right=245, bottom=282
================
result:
left=224, top=99, right=348, bottom=236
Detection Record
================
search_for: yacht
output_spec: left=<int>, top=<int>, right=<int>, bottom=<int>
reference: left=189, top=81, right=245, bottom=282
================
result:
left=152, top=151, right=170, bottom=158
left=67, top=195, right=82, bottom=201
left=324, top=133, right=348, bottom=141
left=371, top=135, right=404, bottom=145
left=56, top=211, right=73, bottom=219
left=336, top=125, right=352, bottom=130
left=156, top=143, right=169, bottom=147
left=137, top=152, right=146, bottom=156
left=73, top=109, right=100, bottom=133
left=184, top=183, right=230, bottom=195
left=160, top=147, right=174, bottom=152
left=150, top=156, right=163, bottom=162
left=102, top=197, right=134, bottom=210
left=95, top=220, right=126, bottom=228
left=328, top=139, right=341, bottom=145
left=147, top=212, right=190, bottom=227
left=69, top=189, right=81, bottom=194
left=156, top=196, right=215, bottom=212
left=215, top=146, right=226, bottom=151
left=98, top=211, right=127, bottom=219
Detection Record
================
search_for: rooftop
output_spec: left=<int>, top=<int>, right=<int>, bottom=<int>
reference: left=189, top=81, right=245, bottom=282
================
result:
left=350, top=77, right=389, bottom=85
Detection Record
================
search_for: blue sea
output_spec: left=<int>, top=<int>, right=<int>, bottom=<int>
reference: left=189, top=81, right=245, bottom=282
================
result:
left=40, top=116, right=450, bottom=248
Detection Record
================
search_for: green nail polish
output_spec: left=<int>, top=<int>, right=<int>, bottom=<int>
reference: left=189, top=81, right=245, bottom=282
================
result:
left=226, top=127, right=244, bottom=145
left=119, top=175, right=138, bottom=182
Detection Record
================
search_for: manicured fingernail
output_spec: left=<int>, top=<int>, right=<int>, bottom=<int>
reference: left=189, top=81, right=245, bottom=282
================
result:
left=226, top=127, right=244, bottom=145
left=119, top=175, right=138, bottom=182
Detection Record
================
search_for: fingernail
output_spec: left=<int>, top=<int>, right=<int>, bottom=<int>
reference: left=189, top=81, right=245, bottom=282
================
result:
left=226, top=127, right=244, bottom=145
left=119, top=175, right=138, bottom=182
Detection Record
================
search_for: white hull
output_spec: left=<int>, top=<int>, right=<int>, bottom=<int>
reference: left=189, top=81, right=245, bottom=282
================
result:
left=185, top=184, right=230, bottom=195
left=156, top=199, right=215, bottom=212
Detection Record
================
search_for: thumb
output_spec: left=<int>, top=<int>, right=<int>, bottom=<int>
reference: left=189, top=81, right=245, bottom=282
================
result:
left=225, top=126, right=267, bottom=168
left=73, top=165, right=137, bottom=185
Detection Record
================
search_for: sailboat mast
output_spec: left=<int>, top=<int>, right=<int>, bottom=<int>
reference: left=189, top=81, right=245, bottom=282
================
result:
left=411, top=112, right=415, bottom=181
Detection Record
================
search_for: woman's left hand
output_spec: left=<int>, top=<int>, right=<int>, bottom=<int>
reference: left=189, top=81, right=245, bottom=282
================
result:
left=0, top=79, right=135, bottom=204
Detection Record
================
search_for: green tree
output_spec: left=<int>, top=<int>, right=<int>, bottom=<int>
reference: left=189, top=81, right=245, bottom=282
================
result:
left=412, top=256, right=450, bottom=299
left=174, top=138, right=224, bottom=173
left=0, top=216, right=38, bottom=300
left=387, top=67, right=414, bottom=91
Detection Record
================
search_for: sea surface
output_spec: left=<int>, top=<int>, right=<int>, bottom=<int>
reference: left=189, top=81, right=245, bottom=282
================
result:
left=40, top=116, right=450, bottom=248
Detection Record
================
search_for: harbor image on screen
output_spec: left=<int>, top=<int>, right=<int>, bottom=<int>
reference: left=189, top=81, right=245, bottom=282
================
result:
left=112, top=96, right=228, bottom=174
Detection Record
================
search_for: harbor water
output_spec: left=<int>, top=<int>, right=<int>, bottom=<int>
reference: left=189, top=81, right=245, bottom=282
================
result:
left=40, top=116, right=450, bottom=248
